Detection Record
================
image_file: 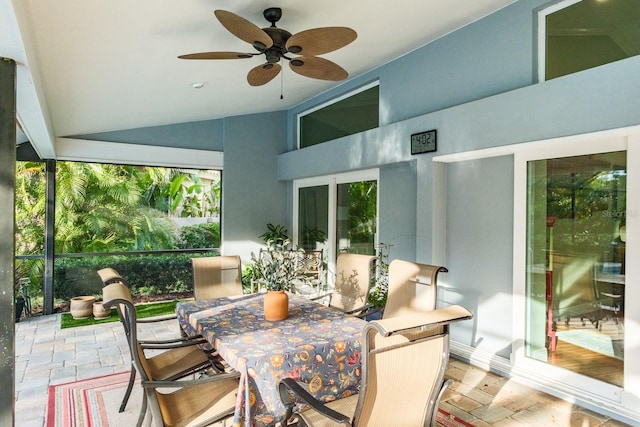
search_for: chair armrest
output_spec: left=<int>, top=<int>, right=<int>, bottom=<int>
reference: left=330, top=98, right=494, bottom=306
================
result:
left=138, top=334, right=204, bottom=345
left=137, top=313, right=177, bottom=323
left=343, top=302, right=373, bottom=316
left=309, top=291, right=333, bottom=302
left=140, top=336, right=207, bottom=350
left=142, top=371, right=240, bottom=389
left=278, top=378, right=351, bottom=425
left=355, top=306, right=383, bottom=319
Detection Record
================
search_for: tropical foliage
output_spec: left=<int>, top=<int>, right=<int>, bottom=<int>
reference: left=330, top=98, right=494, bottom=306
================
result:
left=258, top=223, right=290, bottom=248
left=344, top=181, right=377, bottom=247
left=14, top=160, right=221, bottom=303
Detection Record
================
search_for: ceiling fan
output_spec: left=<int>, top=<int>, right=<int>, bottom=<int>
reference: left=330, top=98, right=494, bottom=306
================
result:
left=178, top=8, right=357, bottom=86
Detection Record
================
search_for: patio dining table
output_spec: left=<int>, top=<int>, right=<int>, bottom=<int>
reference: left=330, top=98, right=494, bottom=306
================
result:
left=176, top=293, right=365, bottom=427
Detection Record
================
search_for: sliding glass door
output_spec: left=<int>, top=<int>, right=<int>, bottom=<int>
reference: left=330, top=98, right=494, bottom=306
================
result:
left=513, top=132, right=640, bottom=405
left=526, top=151, right=626, bottom=387
left=294, top=170, right=378, bottom=286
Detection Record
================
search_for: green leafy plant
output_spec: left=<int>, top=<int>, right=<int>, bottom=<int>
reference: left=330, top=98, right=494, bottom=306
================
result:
left=368, top=243, right=391, bottom=308
left=259, top=223, right=290, bottom=249
left=249, top=241, right=304, bottom=292
left=176, top=222, right=220, bottom=249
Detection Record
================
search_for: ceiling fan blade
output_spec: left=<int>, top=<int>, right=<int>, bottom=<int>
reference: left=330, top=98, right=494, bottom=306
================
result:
left=289, top=56, right=348, bottom=81
left=286, top=27, right=357, bottom=56
left=178, top=52, right=255, bottom=60
left=247, top=63, right=282, bottom=86
left=214, top=10, right=273, bottom=50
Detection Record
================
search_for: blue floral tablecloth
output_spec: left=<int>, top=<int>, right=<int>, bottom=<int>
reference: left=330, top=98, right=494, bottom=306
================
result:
left=176, top=293, right=365, bottom=427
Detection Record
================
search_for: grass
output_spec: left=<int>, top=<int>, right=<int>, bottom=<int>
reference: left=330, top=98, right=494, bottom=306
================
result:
left=60, top=300, right=183, bottom=329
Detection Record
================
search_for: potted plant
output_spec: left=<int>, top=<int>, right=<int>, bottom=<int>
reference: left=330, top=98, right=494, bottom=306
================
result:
left=15, top=295, right=25, bottom=323
left=259, top=223, right=290, bottom=249
left=250, top=240, right=304, bottom=320
left=14, top=276, right=30, bottom=323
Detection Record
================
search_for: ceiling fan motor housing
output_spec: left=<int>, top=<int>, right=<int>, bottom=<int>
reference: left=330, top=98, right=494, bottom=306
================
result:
left=260, top=27, right=292, bottom=63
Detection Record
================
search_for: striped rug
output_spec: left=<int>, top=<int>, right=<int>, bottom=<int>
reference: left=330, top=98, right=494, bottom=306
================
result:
left=46, top=371, right=474, bottom=426
left=46, top=371, right=141, bottom=427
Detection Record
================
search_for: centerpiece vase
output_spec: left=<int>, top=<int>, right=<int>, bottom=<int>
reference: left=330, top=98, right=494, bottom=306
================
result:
left=264, top=290, right=288, bottom=321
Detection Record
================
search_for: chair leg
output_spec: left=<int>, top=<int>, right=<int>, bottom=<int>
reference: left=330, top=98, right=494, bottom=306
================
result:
left=136, top=393, right=149, bottom=427
left=119, top=367, right=137, bottom=412
left=430, top=379, right=453, bottom=427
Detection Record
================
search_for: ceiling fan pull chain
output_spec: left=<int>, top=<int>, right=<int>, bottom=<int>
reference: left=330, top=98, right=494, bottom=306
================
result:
left=280, top=67, right=284, bottom=100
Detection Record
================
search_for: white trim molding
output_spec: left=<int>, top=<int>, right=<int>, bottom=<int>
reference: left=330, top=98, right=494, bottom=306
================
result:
left=55, top=138, right=224, bottom=169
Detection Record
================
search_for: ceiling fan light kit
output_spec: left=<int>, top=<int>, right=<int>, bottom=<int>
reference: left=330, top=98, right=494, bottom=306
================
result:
left=178, top=7, right=357, bottom=87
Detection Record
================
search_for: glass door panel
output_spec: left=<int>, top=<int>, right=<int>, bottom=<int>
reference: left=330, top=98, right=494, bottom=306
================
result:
left=525, top=151, right=626, bottom=387
left=336, top=181, right=377, bottom=255
left=298, top=185, right=329, bottom=252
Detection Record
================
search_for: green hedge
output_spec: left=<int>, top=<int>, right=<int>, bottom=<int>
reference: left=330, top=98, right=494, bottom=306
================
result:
left=177, top=222, right=220, bottom=249
left=54, top=251, right=219, bottom=300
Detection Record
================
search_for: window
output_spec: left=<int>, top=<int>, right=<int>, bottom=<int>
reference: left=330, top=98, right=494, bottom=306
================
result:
left=539, top=0, right=640, bottom=81
left=298, top=83, right=379, bottom=149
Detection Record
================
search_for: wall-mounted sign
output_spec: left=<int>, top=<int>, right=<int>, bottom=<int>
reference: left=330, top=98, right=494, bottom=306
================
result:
left=411, top=129, right=437, bottom=155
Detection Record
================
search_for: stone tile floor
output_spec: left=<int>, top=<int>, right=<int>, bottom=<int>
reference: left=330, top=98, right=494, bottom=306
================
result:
left=13, top=314, right=634, bottom=427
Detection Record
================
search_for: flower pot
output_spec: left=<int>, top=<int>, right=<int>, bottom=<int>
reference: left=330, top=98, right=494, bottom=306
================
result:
left=70, top=296, right=96, bottom=319
left=264, top=290, right=289, bottom=321
left=15, top=298, right=25, bottom=323
left=93, top=302, right=111, bottom=319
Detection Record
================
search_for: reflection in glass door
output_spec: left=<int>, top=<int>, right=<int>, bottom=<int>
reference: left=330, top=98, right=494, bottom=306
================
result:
left=336, top=181, right=377, bottom=255
left=298, top=185, right=329, bottom=252
left=526, top=151, right=626, bottom=387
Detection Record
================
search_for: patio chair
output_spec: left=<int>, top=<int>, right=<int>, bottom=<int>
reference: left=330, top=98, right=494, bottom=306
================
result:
left=101, top=281, right=212, bottom=414
left=592, top=273, right=623, bottom=328
left=327, top=253, right=378, bottom=316
left=191, top=255, right=243, bottom=300
left=97, top=267, right=203, bottom=339
left=279, top=304, right=473, bottom=427
left=96, top=267, right=126, bottom=286
left=291, top=249, right=325, bottom=297
left=551, top=254, right=599, bottom=328
left=102, top=282, right=240, bottom=427
left=383, top=260, right=448, bottom=319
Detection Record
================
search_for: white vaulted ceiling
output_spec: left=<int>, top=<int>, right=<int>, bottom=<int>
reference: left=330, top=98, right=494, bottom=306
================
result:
left=1, top=0, right=515, bottom=158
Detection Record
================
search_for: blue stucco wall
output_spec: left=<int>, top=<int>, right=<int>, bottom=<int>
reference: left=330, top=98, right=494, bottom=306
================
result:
left=75, top=119, right=225, bottom=151
left=221, top=110, right=288, bottom=259
left=378, top=162, right=417, bottom=263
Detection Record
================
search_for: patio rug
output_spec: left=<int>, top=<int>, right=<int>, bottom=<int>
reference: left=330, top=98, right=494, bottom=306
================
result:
left=46, top=371, right=475, bottom=427
left=46, top=371, right=143, bottom=427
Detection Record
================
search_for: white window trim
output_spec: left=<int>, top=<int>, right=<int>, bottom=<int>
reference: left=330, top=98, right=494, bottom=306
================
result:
left=295, top=81, right=380, bottom=150
left=537, top=0, right=583, bottom=82
left=56, top=137, right=224, bottom=169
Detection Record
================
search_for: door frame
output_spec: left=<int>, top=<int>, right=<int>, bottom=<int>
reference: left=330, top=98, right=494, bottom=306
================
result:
left=512, top=129, right=640, bottom=407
